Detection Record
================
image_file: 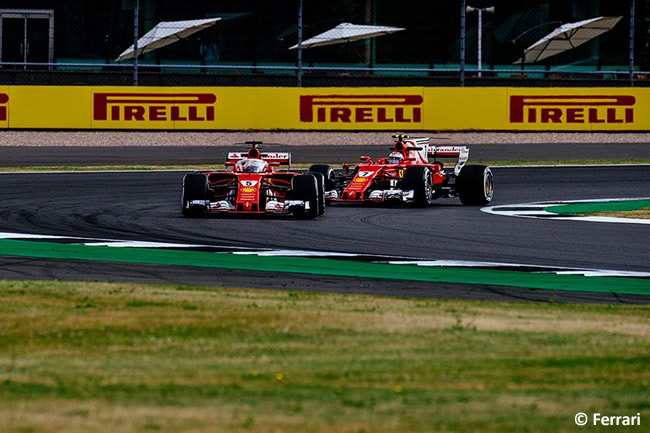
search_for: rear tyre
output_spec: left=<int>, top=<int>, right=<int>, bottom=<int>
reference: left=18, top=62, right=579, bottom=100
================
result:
left=403, top=166, right=433, bottom=206
left=308, top=165, right=335, bottom=188
left=306, top=171, right=326, bottom=215
left=291, top=174, right=319, bottom=219
left=181, top=173, right=209, bottom=217
left=308, top=164, right=335, bottom=205
left=456, top=165, right=494, bottom=205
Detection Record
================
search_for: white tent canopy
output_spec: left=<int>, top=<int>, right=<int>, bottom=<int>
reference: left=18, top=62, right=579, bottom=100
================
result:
left=516, top=16, right=622, bottom=64
left=289, top=22, right=404, bottom=50
left=117, top=17, right=221, bottom=62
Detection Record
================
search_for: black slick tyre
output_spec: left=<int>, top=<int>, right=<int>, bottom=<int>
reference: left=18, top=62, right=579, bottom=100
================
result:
left=181, top=173, right=209, bottom=217
left=308, top=164, right=335, bottom=205
left=291, top=174, right=319, bottom=219
left=403, top=166, right=433, bottom=206
left=456, top=165, right=494, bottom=205
left=306, top=171, right=326, bottom=215
left=308, top=165, right=335, bottom=189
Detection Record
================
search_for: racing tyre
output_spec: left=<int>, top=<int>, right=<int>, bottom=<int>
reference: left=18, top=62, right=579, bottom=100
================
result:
left=291, top=174, right=319, bottom=219
left=181, top=173, right=209, bottom=217
left=309, top=164, right=335, bottom=205
left=306, top=171, right=326, bottom=215
left=403, top=166, right=433, bottom=207
left=456, top=165, right=494, bottom=205
left=308, top=165, right=335, bottom=189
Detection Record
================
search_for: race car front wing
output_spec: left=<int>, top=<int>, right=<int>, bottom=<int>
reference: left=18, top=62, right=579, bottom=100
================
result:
left=185, top=199, right=312, bottom=214
left=327, top=188, right=415, bottom=203
left=367, top=188, right=415, bottom=202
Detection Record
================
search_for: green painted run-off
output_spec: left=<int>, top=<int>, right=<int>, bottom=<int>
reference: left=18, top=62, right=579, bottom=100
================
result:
left=546, top=199, right=650, bottom=215
left=0, top=239, right=649, bottom=296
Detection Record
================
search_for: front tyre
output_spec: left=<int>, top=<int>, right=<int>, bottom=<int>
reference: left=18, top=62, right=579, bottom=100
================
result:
left=181, top=173, right=209, bottom=217
left=456, top=165, right=494, bottom=205
left=403, top=166, right=433, bottom=206
left=291, top=174, right=320, bottom=219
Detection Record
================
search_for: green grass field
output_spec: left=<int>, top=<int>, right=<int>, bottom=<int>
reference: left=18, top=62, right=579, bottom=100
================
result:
left=1, top=280, right=649, bottom=433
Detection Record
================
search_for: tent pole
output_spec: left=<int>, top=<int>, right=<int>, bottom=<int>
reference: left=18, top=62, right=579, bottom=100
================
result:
left=629, top=0, right=635, bottom=86
left=460, top=0, right=466, bottom=86
left=133, top=0, right=139, bottom=86
left=477, top=8, right=482, bottom=77
left=297, top=0, right=303, bottom=87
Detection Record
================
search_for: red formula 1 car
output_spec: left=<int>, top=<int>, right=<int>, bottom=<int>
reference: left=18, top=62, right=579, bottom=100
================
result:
left=181, top=141, right=324, bottom=218
left=309, top=134, right=494, bottom=206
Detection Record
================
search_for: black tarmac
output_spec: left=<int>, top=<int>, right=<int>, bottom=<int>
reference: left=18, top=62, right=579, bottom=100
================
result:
left=0, top=159, right=648, bottom=303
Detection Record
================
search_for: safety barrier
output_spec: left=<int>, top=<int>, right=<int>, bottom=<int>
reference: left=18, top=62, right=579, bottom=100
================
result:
left=0, top=85, right=648, bottom=131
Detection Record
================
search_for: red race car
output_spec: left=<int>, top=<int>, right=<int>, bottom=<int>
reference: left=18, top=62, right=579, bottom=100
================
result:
left=310, top=134, right=494, bottom=206
left=181, top=141, right=324, bottom=218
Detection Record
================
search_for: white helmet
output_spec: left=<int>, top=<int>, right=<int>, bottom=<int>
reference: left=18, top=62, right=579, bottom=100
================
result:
left=387, top=152, right=403, bottom=164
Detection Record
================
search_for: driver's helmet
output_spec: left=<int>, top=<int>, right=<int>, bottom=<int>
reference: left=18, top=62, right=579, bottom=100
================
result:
left=234, top=158, right=269, bottom=173
left=387, top=151, right=403, bottom=164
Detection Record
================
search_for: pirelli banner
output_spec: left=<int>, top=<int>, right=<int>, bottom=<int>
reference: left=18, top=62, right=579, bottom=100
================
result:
left=0, top=85, right=648, bottom=130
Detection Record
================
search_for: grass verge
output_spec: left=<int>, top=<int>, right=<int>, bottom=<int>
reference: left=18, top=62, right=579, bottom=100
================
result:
left=479, top=159, right=650, bottom=166
left=587, top=208, right=650, bottom=219
left=1, top=280, right=649, bottom=433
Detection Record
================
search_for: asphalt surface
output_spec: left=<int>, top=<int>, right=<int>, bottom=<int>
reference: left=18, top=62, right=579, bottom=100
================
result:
left=0, top=165, right=648, bottom=303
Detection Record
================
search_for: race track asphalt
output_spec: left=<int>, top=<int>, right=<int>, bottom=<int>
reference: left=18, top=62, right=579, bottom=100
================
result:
left=0, top=160, right=648, bottom=303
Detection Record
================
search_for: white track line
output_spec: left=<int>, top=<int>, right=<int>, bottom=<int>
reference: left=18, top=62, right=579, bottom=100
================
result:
left=482, top=197, right=650, bottom=225
left=1, top=231, right=647, bottom=278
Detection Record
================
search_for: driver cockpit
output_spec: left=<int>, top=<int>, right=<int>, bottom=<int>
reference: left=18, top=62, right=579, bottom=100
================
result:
left=234, top=158, right=269, bottom=173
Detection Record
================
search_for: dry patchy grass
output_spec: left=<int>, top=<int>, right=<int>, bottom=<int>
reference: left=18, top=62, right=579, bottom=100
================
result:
left=1, top=280, right=649, bottom=433
left=588, top=208, right=650, bottom=219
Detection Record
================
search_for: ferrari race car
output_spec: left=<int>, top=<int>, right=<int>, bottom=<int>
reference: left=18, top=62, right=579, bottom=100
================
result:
left=181, top=141, right=324, bottom=218
left=310, top=134, right=494, bottom=206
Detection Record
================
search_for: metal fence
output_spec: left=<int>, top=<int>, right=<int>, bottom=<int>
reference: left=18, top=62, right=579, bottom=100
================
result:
left=0, top=0, right=647, bottom=87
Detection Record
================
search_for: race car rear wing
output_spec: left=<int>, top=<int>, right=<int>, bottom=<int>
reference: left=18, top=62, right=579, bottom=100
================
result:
left=391, top=136, right=430, bottom=164
left=226, top=151, right=292, bottom=167
left=428, top=146, right=469, bottom=175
